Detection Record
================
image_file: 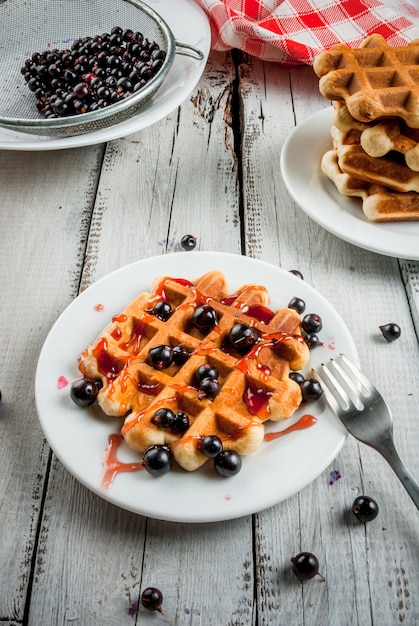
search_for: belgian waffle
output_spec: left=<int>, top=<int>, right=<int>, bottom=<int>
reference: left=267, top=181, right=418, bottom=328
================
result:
left=360, top=121, right=419, bottom=171
left=336, top=142, right=419, bottom=192
left=321, top=149, right=419, bottom=221
left=79, top=271, right=310, bottom=471
left=313, top=34, right=419, bottom=128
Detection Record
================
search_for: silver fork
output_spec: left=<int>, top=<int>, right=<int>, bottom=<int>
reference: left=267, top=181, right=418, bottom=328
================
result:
left=312, top=354, right=419, bottom=510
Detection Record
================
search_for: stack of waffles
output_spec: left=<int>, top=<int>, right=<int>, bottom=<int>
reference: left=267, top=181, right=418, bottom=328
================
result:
left=79, top=271, right=310, bottom=471
left=313, top=34, right=419, bottom=222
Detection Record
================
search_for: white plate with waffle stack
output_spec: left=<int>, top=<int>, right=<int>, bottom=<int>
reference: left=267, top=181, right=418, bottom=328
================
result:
left=35, top=251, right=358, bottom=522
left=281, top=107, right=419, bottom=261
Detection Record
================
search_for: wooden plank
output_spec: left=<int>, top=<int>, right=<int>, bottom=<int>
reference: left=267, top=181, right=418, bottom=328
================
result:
left=27, top=52, right=256, bottom=625
left=0, top=145, right=104, bottom=621
left=238, top=55, right=419, bottom=625
left=401, top=260, right=419, bottom=337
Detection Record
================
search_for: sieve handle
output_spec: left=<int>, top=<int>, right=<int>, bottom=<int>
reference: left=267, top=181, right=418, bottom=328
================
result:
left=175, top=41, right=204, bottom=61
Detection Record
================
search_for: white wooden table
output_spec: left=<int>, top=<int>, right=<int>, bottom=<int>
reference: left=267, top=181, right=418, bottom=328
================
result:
left=1, top=47, right=419, bottom=625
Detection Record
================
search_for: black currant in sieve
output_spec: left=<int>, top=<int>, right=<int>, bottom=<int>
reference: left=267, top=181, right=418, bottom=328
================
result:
left=21, top=28, right=167, bottom=118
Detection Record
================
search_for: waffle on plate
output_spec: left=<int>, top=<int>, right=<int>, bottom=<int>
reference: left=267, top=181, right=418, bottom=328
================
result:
left=314, top=34, right=419, bottom=221
left=78, top=270, right=310, bottom=471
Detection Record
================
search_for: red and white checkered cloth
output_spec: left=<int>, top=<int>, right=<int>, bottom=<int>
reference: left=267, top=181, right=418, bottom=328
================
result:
left=193, top=0, right=419, bottom=65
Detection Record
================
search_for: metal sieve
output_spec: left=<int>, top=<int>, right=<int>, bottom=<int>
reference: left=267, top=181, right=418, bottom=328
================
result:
left=0, top=0, right=204, bottom=136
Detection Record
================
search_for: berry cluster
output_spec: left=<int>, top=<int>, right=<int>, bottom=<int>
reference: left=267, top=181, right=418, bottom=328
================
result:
left=289, top=371, right=323, bottom=402
left=21, top=26, right=166, bottom=118
left=288, top=296, right=323, bottom=350
left=142, top=436, right=242, bottom=478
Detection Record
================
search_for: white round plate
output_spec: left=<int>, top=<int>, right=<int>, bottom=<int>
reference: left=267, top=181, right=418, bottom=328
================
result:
left=281, top=107, right=419, bottom=261
left=0, top=0, right=210, bottom=151
left=35, top=251, right=357, bottom=523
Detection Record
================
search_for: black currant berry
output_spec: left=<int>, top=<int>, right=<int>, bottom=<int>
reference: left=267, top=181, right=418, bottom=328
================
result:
left=352, top=495, right=379, bottom=522
left=140, top=587, right=163, bottom=612
left=153, top=300, right=172, bottom=321
left=196, top=363, right=218, bottom=383
left=289, top=371, right=305, bottom=386
left=200, top=435, right=223, bottom=458
left=192, top=305, right=218, bottom=332
left=70, top=378, right=100, bottom=407
left=301, top=378, right=323, bottom=402
left=172, top=411, right=190, bottom=432
left=288, top=296, right=306, bottom=314
left=304, top=333, right=320, bottom=349
left=214, top=450, right=242, bottom=477
left=291, top=552, right=325, bottom=581
left=289, top=269, right=304, bottom=280
left=180, top=234, right=197, bottom=250
left=152, top=407, right=175, bottom=429
left=379, top=323, right=401, bottom=342
left=228, top=323, right=259, bottom=355
left=172, top=344, right=191, bottom=365
left=199, top=377, right=221, bottom=399
left=302, top=313, right=323, bottom=334
left=143, top=445, right=172, bottom=477
left=147, top=344, right=173, bottom=370
left=23, top=29, right=167, bottom=119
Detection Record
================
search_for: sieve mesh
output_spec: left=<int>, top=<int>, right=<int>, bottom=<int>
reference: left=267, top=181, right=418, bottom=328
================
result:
left=0, top=0, right=177, bottom=135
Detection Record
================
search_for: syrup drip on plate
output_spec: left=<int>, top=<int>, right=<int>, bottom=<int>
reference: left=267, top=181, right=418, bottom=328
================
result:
left=263, top=414, right=317, bottom=442
left=101, top=434, right=145, bottom=489
left=101, top=415, right=317, bottom=489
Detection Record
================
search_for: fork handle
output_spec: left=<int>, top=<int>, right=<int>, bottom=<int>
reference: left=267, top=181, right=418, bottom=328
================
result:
left=376, top=437, right=419, bottom=510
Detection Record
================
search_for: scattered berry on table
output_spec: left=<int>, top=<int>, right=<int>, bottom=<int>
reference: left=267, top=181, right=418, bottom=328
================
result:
left=143, top=445, right=172, bottom=477
left=291, top=552, right=325, bottom=581
left=70, top=378, right=100, bottom=407
left=289, top=269, right=304, bottom=280
left=140, top=587, right=163, bottom=612
left=214, top=450, right=242, bottom=477
left=379, top=323, right=401, bottom=342
left=352, top=495, right=379, bottom=522
left=181, top=234, right=197, bottom=250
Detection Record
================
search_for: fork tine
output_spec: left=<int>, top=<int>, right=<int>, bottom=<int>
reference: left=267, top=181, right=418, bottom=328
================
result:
left=327, top=357, right=362, bottom=401
left=312, top=370, right=337, bottom=411
left=311, top=364, right=347, bottom=414
left=339, top=354, right=376, bottom=396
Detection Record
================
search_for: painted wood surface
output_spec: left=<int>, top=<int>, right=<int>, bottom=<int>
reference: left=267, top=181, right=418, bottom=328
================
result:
left=0, top=48, right=418, bottom=626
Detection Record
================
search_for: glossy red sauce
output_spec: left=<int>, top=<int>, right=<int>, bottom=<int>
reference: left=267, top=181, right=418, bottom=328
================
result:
left=93, top=338, right=125, bottom=382
left=264, top=414, right=317, bottom=442
left=245, top=304, right=274, bottom=324
left=242, top=379, right=273, bottom=419
left=118, top=315, right=154, bottom=354
left=101, top=434, right=145, bottom=489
